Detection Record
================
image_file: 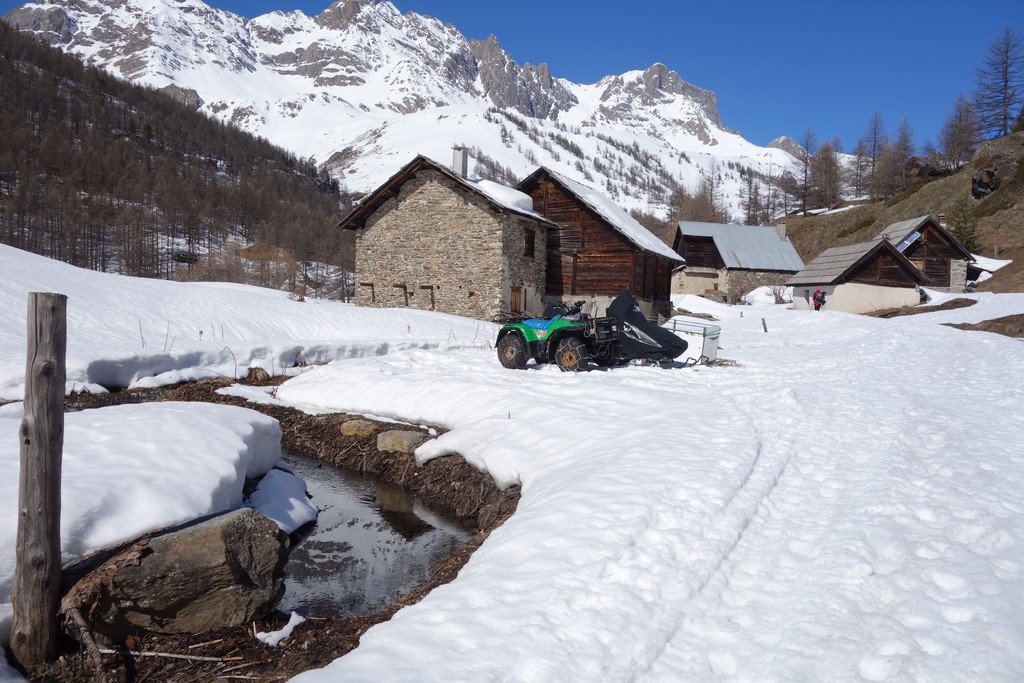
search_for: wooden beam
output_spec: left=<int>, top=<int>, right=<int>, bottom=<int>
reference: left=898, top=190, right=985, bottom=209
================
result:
left=11, top=292, right=67, bottom=668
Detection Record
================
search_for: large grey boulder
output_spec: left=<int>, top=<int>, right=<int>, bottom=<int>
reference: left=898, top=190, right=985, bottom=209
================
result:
left=971, top=133, right=1024, bottom=198
left=63, top=508, right=289, bottom=641
left=377, top=429, right=428, bottom=454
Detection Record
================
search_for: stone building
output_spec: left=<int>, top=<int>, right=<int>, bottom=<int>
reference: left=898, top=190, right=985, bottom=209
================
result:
left=338, top=154, right=557, bottom=320
left=671, top=222, right=804, bottom=303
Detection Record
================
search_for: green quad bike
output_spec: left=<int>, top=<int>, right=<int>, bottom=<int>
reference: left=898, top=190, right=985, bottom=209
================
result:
left=495, top=291, right=687, bottom=372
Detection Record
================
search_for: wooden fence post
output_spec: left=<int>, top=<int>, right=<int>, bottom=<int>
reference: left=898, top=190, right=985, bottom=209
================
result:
left=11, top=292, right=67, bottom=668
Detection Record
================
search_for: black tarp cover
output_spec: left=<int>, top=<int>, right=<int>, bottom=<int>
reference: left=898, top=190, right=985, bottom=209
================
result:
left=606, top=292, right=688, bottom=361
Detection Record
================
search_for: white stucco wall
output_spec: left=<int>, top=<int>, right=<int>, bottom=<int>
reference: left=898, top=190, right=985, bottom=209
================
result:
left=791, top=283, right=920, bottom=314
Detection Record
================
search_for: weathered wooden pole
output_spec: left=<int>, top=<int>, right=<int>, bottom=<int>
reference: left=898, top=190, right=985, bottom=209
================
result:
left=11, top=292, right=67, bottom=668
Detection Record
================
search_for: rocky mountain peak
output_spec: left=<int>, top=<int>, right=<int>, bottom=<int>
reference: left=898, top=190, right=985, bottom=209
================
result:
left=2, top=0, right=797, bottom=218
left=768, top=136, right=805, bottom=158
left=314, top=0, right=379, bottom=31
left=469, top=35, right=577, bottom=120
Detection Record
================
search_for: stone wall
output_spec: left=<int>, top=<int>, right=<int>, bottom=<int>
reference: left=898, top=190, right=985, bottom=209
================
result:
left=672, top=267, right=722, bottom=298
left=501, top=213, right=547, bottom=316
left=354, top=170, right=546, bottom=320
left=726, top=271, right=795, bottom=304
left=673, top=268, right=794, bottom=304
left=947, top=259, right=969, bottom=293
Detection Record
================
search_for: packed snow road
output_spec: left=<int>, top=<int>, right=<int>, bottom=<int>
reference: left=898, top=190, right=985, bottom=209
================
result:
left=280, top=300, right=1024, bottom=682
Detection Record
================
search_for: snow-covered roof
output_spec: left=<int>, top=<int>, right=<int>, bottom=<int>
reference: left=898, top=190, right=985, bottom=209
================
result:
left=970, top=254, right=1012, bottom=273
left=519, top=168, right=682, bottom=262
left=469, top=178, right=538, bottom=217
left=678, top=221, right=805, bottom=272
left=340, top=156, right=558, bottom=230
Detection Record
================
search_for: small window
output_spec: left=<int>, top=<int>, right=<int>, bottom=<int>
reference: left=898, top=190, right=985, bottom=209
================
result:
left=419, top=285, right=436, bottom=311
left=524, top=229, right=536, bottom=258
left=359, top=282, right=375, bottom=303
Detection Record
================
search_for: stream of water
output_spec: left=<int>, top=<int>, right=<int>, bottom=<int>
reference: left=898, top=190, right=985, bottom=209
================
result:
left=278, top=452, right=474, bottom=618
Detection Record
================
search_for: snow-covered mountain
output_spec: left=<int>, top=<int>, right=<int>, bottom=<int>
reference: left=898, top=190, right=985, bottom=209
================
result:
left=4, top=0, right=797, bottom=217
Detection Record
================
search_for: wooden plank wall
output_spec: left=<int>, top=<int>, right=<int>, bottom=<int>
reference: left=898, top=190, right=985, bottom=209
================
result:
left=677, top=236, right=724, bottom=269
left=527, top=176, right=675, bottom=301
left=850, top=251, right=919, bottom=287
left=903, top=227, right=958, bottom=287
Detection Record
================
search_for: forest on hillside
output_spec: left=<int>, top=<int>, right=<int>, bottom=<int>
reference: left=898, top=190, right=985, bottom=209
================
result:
left=0, top=21, right=354, bottom=296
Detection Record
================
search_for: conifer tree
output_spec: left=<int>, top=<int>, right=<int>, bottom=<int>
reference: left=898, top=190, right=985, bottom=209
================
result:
left=947, top=198, right=980, bottom=254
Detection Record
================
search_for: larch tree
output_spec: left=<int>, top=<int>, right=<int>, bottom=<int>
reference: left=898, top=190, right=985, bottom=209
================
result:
left=939, top=94, right=980, bottom=170
left=810, top=138, right=843, bottom=210
left=974, top=25, right=1024, bottom=139
left=859, top=112, right=887, bottom=200
left=848, top=138, right=871, bottom=199
left=796, top=128, right=817, bottom=215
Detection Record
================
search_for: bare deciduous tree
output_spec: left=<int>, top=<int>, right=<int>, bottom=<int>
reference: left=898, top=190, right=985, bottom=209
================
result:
left=810, top=138, right=843, bottom=210
left=940, top=94, right=980, bottom=169
left=974, top=25, right=1024, bottom=139
left=796, top=128, right=817, bottom=215
left=859, top=112, right=888, bottom=200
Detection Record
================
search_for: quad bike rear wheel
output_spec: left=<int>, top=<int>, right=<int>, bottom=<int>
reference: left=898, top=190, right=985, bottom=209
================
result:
left=554, top=336, right=589, bottom=372
left=594, top=345, right=626, bottom=367
left=498, top=333, right=528, bottom=369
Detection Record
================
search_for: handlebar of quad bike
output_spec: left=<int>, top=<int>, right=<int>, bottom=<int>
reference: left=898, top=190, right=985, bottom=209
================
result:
left=544, top=300, right=590, bottom=319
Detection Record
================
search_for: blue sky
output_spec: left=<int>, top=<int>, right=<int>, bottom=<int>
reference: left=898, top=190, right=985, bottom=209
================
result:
left=4, top=0, right=1024, bottom=150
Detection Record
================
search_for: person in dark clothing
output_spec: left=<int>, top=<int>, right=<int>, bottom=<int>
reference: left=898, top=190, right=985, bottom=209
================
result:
left=812, top=287, right=826, bottom=311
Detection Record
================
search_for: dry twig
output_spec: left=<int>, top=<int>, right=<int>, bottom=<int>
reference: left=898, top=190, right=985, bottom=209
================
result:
left=98, top=648, right=243, bottom=663
left=66, top=608, right=110, bottom=683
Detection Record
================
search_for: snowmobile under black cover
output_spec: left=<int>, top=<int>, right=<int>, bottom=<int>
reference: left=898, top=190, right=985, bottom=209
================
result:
left=606, top=291, right=688, bottom=361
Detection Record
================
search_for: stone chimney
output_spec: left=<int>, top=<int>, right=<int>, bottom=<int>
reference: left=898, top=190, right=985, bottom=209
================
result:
left=937, top=212, right=946, bottom=228
left=452, top=145, right=468, bottom=178
left=776, top=222, right=787, bottom=240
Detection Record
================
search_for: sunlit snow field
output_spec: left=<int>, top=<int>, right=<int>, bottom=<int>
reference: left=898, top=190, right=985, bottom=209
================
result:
left=2, top=242, right=1023, bottom=682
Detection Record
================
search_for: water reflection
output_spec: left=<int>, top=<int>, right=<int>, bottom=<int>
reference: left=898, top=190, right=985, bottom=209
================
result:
left=278, top=452, right=474, bottom=617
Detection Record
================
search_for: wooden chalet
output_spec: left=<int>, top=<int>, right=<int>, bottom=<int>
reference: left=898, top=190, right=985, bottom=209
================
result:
left=516, top=168, right=682, bottom=319
left=875, top=215, right=973, bottom=291
left=672, top=221, right=804, bottom=303
left=787, top=239, right=929, bottom=314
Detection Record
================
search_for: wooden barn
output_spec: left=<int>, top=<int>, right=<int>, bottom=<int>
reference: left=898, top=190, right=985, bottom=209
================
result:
left=875, top=215, right=973, bottom=291
left=338, top=154, right=558, bottom=321
left=672, top=221, right=804, bottom=303
left=516, top=168, right=682, bottom=320
left=787, top=239, right=929, bottom=314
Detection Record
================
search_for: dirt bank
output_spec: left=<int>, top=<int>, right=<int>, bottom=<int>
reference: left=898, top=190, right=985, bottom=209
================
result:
left=867, top=297, right=1024, bottom=339
left=22, top=379, right=520, bottom=683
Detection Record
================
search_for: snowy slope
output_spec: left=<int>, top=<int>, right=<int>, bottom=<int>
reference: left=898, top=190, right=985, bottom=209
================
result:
left=0, top=243, right=493, bottom=400
left=278, top=297, right=1024, bottom=682
left=3, top=243, right=1023, bottom=682
left=4, top=0, right=797, bottom=217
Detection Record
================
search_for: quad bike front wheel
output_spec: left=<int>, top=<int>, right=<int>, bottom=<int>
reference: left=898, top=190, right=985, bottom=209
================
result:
left=554, top=336, right=589, bottom=372
left=497, top=333, right=528, bottom=369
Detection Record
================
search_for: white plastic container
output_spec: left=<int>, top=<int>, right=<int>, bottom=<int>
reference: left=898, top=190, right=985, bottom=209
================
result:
left=664, top=317, right=721, bottom=365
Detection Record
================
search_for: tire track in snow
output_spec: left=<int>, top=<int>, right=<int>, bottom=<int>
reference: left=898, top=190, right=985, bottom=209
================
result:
left=629, top=380, right=804, bottom=680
